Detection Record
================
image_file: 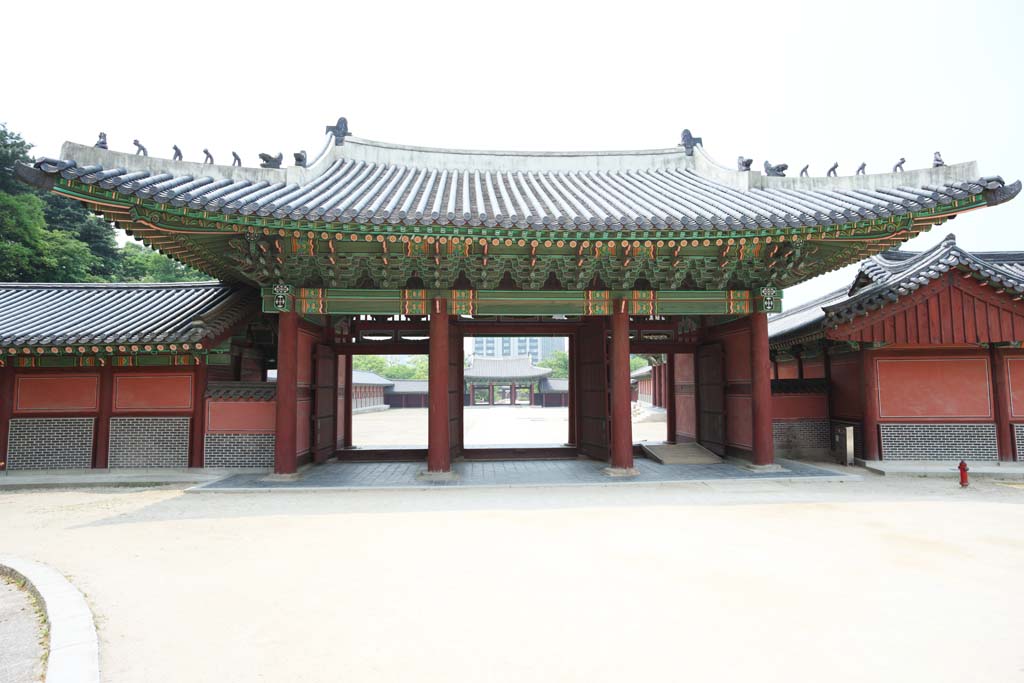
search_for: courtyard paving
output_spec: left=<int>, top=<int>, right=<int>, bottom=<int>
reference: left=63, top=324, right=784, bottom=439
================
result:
left=195, top=457, right=847, bottom=491
left=0, top=577, right=43, bottom=683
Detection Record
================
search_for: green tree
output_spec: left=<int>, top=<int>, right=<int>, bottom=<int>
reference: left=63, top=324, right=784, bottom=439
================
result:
left=117, top=242, right=207, bottom=283
left=0, top=124, right=32, bottom=195
left=537, top=350, right=569, bottom=379
left=352, top=355, right=389, bottom=375
left=630, top=356, right=649, bottom=372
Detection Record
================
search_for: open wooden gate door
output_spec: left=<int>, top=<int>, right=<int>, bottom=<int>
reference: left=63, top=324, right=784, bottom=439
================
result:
left=448, top=323, right=464, bottom=461
left=696, top=343, right=726, bottom=456
left=313, top=344, right=337, bottom=463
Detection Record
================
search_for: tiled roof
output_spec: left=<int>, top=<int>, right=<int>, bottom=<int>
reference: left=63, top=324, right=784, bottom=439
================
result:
left=825, top=235, right=1024, bottom=325
left=769, top=234, right=1024, bottom=348
left=386, top=379, right=429, bottom=394
left=0, top=281, right=256, bottom=347
left=24, top=131, right=1019, bottom=232
left=538, top=377, right=569, bottom=393
left=351, top=370, right=393, bottom=386
left=630, top=365, right=652, bottom=379
left=464, top=356, right=552, bottom=380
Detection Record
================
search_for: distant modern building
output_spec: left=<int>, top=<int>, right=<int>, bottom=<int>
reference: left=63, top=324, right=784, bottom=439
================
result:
left=472, top=336, right=563, bottom=364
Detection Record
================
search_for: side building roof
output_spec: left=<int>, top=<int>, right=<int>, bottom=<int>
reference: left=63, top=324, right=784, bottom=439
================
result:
left=0, top=281, right=256, bottom=352
left=351, top=370, right=393, bottom=386
left=769, top=234, right=1024, bottom=350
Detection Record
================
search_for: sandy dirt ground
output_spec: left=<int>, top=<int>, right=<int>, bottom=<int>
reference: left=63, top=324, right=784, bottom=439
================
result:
left=353, top=405, right=666, bottom=447
left=1, top=476, right=1022, bottom=682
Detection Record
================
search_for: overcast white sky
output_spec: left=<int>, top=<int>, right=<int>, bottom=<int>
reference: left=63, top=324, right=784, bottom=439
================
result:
left=3, top=0, right=1022, bottom=308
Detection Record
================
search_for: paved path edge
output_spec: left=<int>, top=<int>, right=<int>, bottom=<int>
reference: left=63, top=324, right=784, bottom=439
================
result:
left=0, top=556, right=100, bottom=683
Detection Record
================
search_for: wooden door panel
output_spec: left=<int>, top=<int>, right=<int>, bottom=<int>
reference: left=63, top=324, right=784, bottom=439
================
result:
left=697, top=343, right=726, bottom=455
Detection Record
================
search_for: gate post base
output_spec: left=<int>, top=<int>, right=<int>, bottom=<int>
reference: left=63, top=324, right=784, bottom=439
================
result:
left=602, top=466, right=639, bottom=477
left=740, top=461, right=785, bottom=473
left=417, top=470, right=458, bottom=482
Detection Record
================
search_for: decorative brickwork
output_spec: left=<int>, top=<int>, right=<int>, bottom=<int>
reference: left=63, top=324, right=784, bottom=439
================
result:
left=879, top=423, right=997, bottom=460
left=109, top=417, right=190, bottom=468
left=1013, top=424, right=1024, bottom=461
left=204, top=434, right=275, bottom=468
left=830, top=421, right=862, bottom=461
left=6, top=417, right=94, bottom=470
left=772, top=419, right=829, bottom=457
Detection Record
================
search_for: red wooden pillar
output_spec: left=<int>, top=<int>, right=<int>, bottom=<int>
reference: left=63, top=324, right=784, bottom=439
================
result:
left=488, top=383, right=494, bottom=405
left=189, top=362, right=207, bottom=468
left=427, top=298, right=451, bottom=472
left=610, top=300, right=634, bottom=469
left=274, top=310, right=299, bottom=474
left=567, top=334, right=577, bottom=446
left=749, top=312, right=774, bottom=466
left=529, top=383, right=534, bottom=405
left=862, top=349, right=880, bottom=460
left=666, top=354, right=677, bottom=444
left=93, top=363, right=114, bottom=469
left=0, top=365, right=13, bottom=470
left=468, top=383, right=475, bottom=405
left=990, top=346, right=1014, bottom=461
left=510, top=383, right=516, bottom=405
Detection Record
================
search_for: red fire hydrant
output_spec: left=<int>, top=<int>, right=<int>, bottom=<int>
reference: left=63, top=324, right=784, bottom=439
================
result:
left=958, top=460, right=969, bottom=488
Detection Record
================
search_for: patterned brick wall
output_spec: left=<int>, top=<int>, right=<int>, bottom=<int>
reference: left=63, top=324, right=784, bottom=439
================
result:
left=1013, top=424, right=1024, bottom=461
left=772, top=419, right=829, bottom=455
left=204, top=434, right=275, bottom=468
left=109, top=417, right=190, bottom=468
left=830, top=421, right=862, bottom=461
left=880, top=423, right=997, bottom=461
left=6, top=418, right=94, bottom=470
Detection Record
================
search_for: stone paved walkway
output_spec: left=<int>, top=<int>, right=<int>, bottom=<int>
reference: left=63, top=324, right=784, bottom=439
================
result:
left=0, top=577, right=43, bottom=683
left=194, top=457, right=848, bottom=491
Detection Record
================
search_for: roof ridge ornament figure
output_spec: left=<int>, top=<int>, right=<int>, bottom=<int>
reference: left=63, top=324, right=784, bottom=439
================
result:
left=893, top=157, right=905, bottom=172
left=294, top=150, right=307, bottom=168
left=800, top=165, right=809, bottom=177
left=827, top=162, right=838, bottom=177
left=94, top=132, right=107, bottom=150
left=856, top=162, right=866, bottom=175
left=764, top=161, right=787, bottom=177
left=737, top=156, right=752, bottom=171
left=680, top=129, right=702, bottom=156
left=203, top=149, right=214, bottom=165
left=326, top=117, right=352, bottom=146
left=133, top=139, right=147, bottom=157
left=172, top=145, right=183, bottom=162
left=933, top=151, right=945, bottom=168
left=231, top=152, right=242, bottom=167
left=259, top=152, right=283, bottom=169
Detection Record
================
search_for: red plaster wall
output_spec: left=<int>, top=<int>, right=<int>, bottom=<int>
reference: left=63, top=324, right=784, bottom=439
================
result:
left=718, top=327, right=752, bottom=450
left=776, top=360, right=799, bottom=379
left=113, top=373, right=193, bottom=412
left=772, top=394, right=827, bottom=420
left=829, top=354, right=863, bottom=420
left=673, top=353, right=696, bottom=440
left=296, top=398, right=311, bottom=455
left=1005, top=356, right=1024, bottom=420
left=875, top=356, right=992, bottom=420
left=14, top=374, right=99, bottom=413
left=721, top=329, right=751, bottom=382
left=206, top=399, right=276, bottom=433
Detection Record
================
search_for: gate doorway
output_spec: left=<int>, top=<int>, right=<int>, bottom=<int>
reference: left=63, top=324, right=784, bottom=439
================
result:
left=696, top=343, right=726, bottom=456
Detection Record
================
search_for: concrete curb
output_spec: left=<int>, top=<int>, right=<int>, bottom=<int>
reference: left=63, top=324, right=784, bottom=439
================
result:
left=0, top=557, right=100, bottom=683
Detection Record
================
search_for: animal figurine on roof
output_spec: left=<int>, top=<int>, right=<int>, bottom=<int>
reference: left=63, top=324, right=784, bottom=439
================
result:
left=856, top=162, right=866, bottom=175
left=737, top=156, right=752, bottom=171
left=259, top=152, right=283, bottom=169
left=172, top=145, right=183, bottom=161
left=133, top=139, right=148, bottom=156
left=232, top=152, right=242, bottom=167
left=294, top=150, right=307, bottom=168
left=680, top=129, right=702, bottom=156
left=893, top=157, right=905, bottom=172
left=94, top=132, right=107, bottom=149
left=799, top=165, right=809, bottom=177
left=827, top=162, right=838, bottom=177
left=763, top=161, right=788, bottom=177
left=933, top=151, right=945, bottom=168
left=203, top=149, right=214, bottom=164
left=326, top=117, right=353, bottom=145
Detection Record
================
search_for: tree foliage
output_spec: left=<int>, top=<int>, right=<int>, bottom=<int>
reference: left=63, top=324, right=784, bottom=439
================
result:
left=0, top=122, right=211, bottom=283
left=352, top=355, right=429, bottom=380
left=536, top=350, right=569, bottom=379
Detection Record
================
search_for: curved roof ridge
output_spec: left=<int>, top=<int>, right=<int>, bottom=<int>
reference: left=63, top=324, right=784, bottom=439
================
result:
left=0, top=280, right=224, bottom=290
